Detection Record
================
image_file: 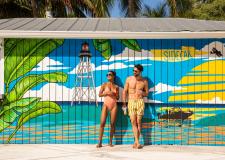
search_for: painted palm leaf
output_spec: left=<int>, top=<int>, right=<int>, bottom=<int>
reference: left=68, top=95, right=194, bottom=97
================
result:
left=93, top=39, right=112, bottom=60
left=6, top=72, right=68, bottom=103
left=0, top=110, right=18, bottom=132
left=121, top=39, right=141, bottom=51
left=4, top=39, right=64, bottom=90
left=0, top=97, right=40, bottom=116
left=7, top=101, right=61, bottom=143
left=0, top=97, right=40, bottom=133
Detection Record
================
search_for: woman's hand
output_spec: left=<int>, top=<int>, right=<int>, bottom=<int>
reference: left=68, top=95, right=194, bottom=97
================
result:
left=105, top=91, right=115, bottom=97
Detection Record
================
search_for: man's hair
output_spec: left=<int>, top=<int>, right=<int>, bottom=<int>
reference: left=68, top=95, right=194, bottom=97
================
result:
left=134, top=64, right=143, bottom=72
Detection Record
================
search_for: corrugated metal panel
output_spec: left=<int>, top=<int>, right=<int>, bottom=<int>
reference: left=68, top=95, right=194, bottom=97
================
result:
left=0, top=18, right=23, bottom=30
left=145, top=18, right=164, bottom=32
left=3, top=18, right=34, bottom=30
left=0, top=38, right=225, bottom=145
left=1, top=18, right=225, bottom=32
left=55, top=18, right=78, bottom=31
left=69, top=18, right=88, bottom=31
left=109, top=18, right=122, bottom=32
left=0, top=19, right=11, bottom=25
left=42, top=18, right=69, bottom=31
left=83, top=18, right=99, bottom=31
left=30, top=18, right=56, bottom=30
left=96, top=18, right=110, bottom=31
left=121, top=18, right=148, bottom=32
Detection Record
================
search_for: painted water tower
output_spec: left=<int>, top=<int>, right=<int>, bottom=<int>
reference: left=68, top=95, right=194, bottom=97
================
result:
left=71, top=42, right=97, bottom=105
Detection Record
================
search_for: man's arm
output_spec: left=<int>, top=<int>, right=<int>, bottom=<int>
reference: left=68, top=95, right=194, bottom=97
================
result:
left=122, top=78, right=129, bottom=106
left=142, top=79, right=149, bottom=97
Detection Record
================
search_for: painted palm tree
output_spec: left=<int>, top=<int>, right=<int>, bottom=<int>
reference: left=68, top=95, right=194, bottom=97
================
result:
left=142, top=3, right=167, bottom=17
left=0, top=39, right=67, bottom=143
left=120, top=0, right=142, bottom=17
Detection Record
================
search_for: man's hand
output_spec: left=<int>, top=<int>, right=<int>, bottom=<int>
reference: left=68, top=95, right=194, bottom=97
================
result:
left=122, top=103, right=127, bottom=115
left=122, top=77, right=129, bottom=107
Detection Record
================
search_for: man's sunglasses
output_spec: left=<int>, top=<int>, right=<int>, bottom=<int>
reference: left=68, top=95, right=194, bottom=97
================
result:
left=133, top=69, right=139, bottom=72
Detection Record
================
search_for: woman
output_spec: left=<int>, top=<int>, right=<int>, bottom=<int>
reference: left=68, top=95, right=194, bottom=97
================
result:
left=96, top=71, right=119, bottom=148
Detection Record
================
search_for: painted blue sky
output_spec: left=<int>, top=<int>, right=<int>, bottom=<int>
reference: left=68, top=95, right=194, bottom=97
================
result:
left=110, top=0, right=166, bottom=17
left=21, top=38, right=225, bottom=104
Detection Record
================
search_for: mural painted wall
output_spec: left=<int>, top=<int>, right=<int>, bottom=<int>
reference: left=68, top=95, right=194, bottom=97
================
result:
left=0, top=38, right=225, bottom=145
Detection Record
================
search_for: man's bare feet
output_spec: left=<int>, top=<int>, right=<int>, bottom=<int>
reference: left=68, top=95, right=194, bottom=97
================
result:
left=96, top=143, right=102, bottom=148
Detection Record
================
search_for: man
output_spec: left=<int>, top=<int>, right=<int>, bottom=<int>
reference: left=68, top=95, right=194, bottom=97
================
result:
left=122, top=64, right=148, bottom=149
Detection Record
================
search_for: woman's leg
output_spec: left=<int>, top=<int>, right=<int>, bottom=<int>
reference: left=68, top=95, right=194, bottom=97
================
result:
left=96, top=105, right=108, bottom=148
left=109, top=105, right=118, bottom=146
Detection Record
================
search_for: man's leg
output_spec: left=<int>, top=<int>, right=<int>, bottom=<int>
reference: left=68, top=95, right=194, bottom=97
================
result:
left=130, top=114, right=139, bottom=148
left=137, top=115, right=143, bottom=148
left=136, top=99, right=144, bottom=148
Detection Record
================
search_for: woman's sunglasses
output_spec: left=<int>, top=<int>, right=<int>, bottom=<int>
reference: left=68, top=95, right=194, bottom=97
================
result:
left=106, top=73, right=113, bottom=77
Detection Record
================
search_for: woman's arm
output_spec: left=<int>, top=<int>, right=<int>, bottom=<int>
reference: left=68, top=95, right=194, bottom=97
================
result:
left=98, top=84, right=106, bottom=97
left=116, top=86, right=119, bottom=100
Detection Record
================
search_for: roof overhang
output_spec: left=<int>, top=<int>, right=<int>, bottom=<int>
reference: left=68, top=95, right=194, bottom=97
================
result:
left=0, top=30, right=225, bottom=39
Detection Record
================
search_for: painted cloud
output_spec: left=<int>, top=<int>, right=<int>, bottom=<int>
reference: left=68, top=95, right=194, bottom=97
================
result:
left=32, top=57, right=70, bottom=71
left=149, top=83, right=184, bottom=95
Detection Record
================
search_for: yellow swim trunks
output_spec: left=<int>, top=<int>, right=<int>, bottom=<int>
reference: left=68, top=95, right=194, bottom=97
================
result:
left=128, top=99, right=145, bottom=116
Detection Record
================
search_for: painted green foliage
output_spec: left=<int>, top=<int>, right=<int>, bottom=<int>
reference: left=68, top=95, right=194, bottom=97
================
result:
left=93, top=39, right=141, bottom=60
left=0, top=39, right=68, bottom=143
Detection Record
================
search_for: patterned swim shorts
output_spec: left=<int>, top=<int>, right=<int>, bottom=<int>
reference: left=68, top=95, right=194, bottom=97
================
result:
left=128, top=99, right=145, bottom=116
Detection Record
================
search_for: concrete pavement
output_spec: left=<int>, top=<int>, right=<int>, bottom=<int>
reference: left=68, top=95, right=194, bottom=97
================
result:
left=0, top=144, right=225, bottom=160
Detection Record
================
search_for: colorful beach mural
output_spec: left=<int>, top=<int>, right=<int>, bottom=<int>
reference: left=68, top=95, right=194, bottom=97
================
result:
left=0, top=38, right=225, bottom=145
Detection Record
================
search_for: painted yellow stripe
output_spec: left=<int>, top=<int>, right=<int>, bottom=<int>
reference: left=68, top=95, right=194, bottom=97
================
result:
left=178, top=76, right=225, bottom=85
left=173, top=83, right=225, bottom=94
left=168, top=91, right=225, bottom=102
left=193, top=60, right=225, bottom=74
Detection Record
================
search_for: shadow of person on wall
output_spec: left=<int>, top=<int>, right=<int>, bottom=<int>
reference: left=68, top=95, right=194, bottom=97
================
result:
left=114, top=75, right=129, bottom=145
left=142, top=77, right=156, bottom=145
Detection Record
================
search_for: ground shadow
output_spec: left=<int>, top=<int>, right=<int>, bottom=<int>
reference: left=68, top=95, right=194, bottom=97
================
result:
left=114, top=75, right=129, bottom=145
left=142, top=77, right=156, bottom=145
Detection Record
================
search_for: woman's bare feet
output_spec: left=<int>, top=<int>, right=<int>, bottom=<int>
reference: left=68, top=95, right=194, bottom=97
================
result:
left=109, top=143, right=114, bottom=147
left=137, top=144, right=143, bottom=149
left=133, top=143, right=143, bottom=149
left=132, top=143, right=137, bottom=149
left=96, top=143, right=102, bottom=148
